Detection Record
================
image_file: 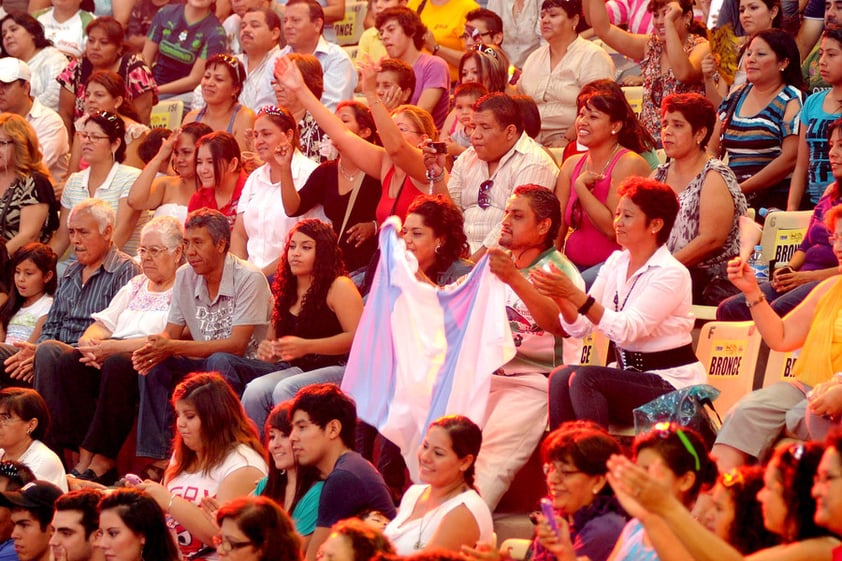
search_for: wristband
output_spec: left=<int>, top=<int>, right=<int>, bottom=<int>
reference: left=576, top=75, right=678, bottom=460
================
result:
left=746, top=293, right=766, bottom=308
left=578, top=295, right=596, bottom=315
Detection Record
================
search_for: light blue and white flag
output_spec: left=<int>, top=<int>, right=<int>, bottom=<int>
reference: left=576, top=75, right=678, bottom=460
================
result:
left=341, top=217, right=516, bottom=480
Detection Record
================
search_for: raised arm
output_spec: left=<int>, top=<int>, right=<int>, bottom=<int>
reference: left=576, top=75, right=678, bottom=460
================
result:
left=128, top=131, right=180, bottom=210
left=274, top=56, right=385, bottom=178
left=664, top=2, right=708, bottom=83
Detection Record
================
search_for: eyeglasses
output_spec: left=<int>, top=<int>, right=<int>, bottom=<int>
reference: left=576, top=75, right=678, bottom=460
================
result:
left=478, top=179, right=493, bottom=209
left=542, top=462, right=582, bottom=479
left=0, top=140, right=13, bottom=147
left=77, top=131, right=110, bottom=142
left=459, top=27, right=496, bottom=41
left=137, top=246, right=171, bottom=259
left=212, top=535, right=253, bottom=554
left=653, top=422, right=701, bottom=471
left=0, top=413, right=23, bottom=426
left=396, top=125, right=423, bottom=135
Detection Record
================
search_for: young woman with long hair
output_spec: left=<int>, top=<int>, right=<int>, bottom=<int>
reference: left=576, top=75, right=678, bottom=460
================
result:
left=138, top=372, right=267, bottom=560
left=97, top=488, right=180, bottom=561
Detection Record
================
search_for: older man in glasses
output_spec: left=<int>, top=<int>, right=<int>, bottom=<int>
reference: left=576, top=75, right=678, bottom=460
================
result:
left=443, top=92, right=558, bottom=261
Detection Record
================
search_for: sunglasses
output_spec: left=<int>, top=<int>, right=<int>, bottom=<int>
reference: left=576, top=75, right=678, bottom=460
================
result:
left=478, top=179, right=493, bottom=209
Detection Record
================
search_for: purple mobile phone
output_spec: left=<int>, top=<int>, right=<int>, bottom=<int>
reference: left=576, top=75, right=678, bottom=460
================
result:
left=540, top=498, right=560, bottom=537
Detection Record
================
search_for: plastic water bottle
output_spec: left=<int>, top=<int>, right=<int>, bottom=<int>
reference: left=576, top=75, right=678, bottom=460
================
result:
left=749, top=245, right=768, bottom=282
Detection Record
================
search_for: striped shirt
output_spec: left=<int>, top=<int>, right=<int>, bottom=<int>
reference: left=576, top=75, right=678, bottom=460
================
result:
left=605, top=0, right=653, bottom=34
left=38, top=246, right=140, bottom=344
left=448, top=132, right=559, bottom=253
left=718, top=83, right=802, bottom=187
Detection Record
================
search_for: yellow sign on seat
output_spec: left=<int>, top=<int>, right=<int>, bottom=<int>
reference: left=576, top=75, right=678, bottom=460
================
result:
left=150, top=100, right=184, bottom=130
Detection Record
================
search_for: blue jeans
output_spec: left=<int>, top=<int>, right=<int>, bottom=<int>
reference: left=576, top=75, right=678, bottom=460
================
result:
left=136, top=353, right=274, bottom=459
left=242, top=364, right=346, bottom=432
left=716, top=280, right=820, bottom=321
left=548, top=364, right=676, bottom=429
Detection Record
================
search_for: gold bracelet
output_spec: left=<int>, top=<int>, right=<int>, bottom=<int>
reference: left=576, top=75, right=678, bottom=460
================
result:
left=746, top=293, right=766, bottom=308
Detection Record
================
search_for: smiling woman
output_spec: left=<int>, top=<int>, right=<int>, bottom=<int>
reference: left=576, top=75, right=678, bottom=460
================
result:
left=384, top=416, right=493, bottom=555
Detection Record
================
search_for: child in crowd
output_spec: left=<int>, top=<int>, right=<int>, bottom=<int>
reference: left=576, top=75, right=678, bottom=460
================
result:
left=0, top=243, right=57, bottom=345
left=441, top=82, right=487, bottom=160
left=35, top=0, right=94, bottom=58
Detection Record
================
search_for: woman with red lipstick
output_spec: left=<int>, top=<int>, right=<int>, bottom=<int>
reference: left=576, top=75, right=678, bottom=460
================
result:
left=384, top=415, right=493, bottom=554
left=710, top=29, right=803, bottom=213
left=654, top=93, right=747, bottom=305
left=556, top=80, right=656, bottom=288
left=585, top=0, right=709, bottom=145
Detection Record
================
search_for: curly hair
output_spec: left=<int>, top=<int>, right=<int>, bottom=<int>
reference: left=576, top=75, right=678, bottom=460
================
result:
left=376, top=7, right=427, bottom=50
left=98, top=489, right=180, bottom=561
left=260, top=402, right=322, bottom=513
left=167, top=373, right=265, bottom=479
left=405, top=195, right=469, bottom=279
left=0, top=114, right=50, bottom=181
left=577, top=79, right=657, bottom=154
left=272, top=219, right=346, bottom=337
left=217, top=496, right=302, bottom=561
left=717, top=467, right=780, bottom=554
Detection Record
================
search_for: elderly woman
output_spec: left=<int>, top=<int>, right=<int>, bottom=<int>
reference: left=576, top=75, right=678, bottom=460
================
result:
left=518, top=0, right=615, bottom=148
left=533, top=178, right=706, bottom=429
left=654, top=93, right=747, bottom=305
left=0, top=114, right=58, bottom=256
left=585, top=0, right=709, bottom=144
left=712, top=204, right=842, bottom=471
left=47, top=216, right=183, bottom=486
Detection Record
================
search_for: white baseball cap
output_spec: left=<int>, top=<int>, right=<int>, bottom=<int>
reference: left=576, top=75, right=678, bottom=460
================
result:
left=0, top=57, right=31, bottom=83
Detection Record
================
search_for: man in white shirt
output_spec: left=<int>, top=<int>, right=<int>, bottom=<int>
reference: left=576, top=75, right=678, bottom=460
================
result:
left=280, top=0, right=357, bottom=109
left=238, top=8, right=284, bottom=111
left=0, top=58, right=69, bottom=186
left=447, top=92, right=559, bottom=259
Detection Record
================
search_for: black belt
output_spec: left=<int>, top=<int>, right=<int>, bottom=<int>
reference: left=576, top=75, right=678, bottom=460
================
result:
left=615, top=344, right=697, bottom=372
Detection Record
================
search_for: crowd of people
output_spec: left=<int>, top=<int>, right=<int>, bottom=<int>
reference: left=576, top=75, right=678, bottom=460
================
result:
left=0, top=0, right=836, bottom=560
